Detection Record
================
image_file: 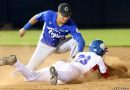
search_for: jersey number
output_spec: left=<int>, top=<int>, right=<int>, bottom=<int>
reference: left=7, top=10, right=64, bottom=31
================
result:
left=75, top=54, right=91, bottom=65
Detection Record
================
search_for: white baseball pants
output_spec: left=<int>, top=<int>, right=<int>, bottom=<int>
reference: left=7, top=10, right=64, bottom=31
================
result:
left=14, top=60, right=81, bottom=84
left=26, top=38, right=79, bottom=70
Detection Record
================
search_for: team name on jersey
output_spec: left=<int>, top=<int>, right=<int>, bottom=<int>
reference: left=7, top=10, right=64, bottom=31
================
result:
left=47, top=26, right=65, bottom=38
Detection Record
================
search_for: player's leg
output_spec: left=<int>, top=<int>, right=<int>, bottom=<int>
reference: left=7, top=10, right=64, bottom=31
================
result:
left=56, top=37, right=78, bottom=62
left=25, top=61, right=67, bottom=84
left=0, top=55, right=48, bottom=81
left=26, top=41, right=56, bottom=70
left=14, top=60, right=40, bottom=81
left=35, top=60, right=81, bottom=84
left=11, top=58, right=50, bottom=81
left=52, top=61, right=81, bottom=84
left=12, top=60, right=52, bottom=82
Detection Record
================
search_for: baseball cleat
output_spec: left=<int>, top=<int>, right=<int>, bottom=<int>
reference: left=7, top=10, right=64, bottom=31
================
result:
left=0, top=55, right=17, bottom=66
left=49, top=66, right=58, bottom=85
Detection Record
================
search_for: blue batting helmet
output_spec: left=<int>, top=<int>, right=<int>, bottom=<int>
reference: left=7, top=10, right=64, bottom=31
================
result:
left=89, top=39, right=107, bottom=56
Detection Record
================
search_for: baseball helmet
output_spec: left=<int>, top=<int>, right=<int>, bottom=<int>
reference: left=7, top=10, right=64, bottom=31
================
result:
left=89, top=39, right=108, bottom=56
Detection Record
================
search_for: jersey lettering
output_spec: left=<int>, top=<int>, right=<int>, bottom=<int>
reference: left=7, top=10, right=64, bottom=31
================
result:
left=47, top=26, right=65, bottom=38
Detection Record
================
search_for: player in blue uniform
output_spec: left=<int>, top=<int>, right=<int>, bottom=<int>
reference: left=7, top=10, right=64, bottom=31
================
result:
left=19, top=3, right=85, bottom=70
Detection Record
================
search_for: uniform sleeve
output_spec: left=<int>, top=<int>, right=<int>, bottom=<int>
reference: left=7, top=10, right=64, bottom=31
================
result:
left=97, top=58, right=109, bottom=78
left=70, top=26, right=85, bottom=52
left=35, top=11, right=48, bottom=21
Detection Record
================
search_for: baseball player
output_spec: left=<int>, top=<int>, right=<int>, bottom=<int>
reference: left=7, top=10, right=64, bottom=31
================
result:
left=0, top=39, right=109, bottom=85
left=19, top=3, right=85, bottom=71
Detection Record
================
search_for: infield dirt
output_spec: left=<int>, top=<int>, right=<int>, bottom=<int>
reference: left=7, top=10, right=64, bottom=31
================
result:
left=0, top=46, right=130, bottom=90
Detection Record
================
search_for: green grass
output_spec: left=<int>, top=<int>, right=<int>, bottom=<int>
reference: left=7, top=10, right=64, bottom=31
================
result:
left=0, top=30, right=41, bottom=46
left=0, top=29, right=130, bottom=46
left=80, top=29, right=130, bottom=46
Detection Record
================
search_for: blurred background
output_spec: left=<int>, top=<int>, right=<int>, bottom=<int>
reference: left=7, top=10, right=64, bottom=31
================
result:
left=1, top=0, right=130, bottom=30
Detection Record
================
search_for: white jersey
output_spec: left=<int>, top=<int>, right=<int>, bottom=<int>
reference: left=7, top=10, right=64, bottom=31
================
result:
left=71, top=52, right=107, bottom=74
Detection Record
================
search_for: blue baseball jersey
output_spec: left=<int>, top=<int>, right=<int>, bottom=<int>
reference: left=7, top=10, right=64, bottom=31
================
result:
left=35, top=10, right=85, bottom=52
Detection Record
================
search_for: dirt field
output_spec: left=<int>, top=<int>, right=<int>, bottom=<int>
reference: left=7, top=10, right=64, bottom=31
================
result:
left=0, top=46, right=130, bottom=90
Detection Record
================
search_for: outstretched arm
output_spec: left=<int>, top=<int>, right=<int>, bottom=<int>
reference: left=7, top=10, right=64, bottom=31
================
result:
left=98, top=62, right=110, bottom=79
left=70, top=28, right=85, bottom=52
left=100, top=68, right=109, bottom=79
left=19, top=15, right=38, bottom=37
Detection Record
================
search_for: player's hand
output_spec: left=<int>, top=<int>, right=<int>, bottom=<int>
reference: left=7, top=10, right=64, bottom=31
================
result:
left=19, top=28, right=26, bottom=37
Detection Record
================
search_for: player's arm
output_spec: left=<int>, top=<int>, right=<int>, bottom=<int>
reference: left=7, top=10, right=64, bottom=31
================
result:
left=98, top=59, right=110, bottom=79
left=70, top=26, right=85, bottom=52
left=100, top=66, right=109, bottom=79
left=19, top=16, right=38, bottom=37
left=19, top=11, right=47, bottom=37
